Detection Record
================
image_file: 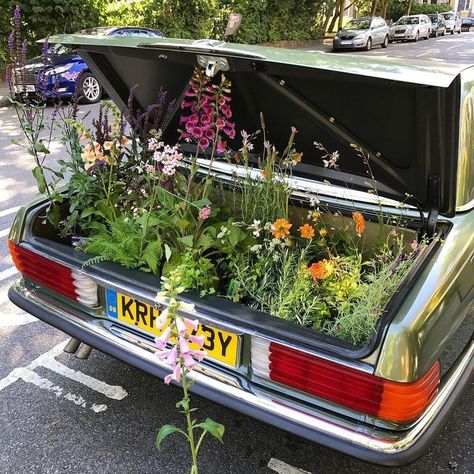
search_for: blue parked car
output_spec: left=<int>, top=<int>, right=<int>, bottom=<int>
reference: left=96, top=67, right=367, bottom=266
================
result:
left=15, top=27, right=164, bottom=104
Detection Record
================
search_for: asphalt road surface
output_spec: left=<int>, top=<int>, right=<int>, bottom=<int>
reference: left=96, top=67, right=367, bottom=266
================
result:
left=0, top=33, right=473, bottom=474
left=305, top=29, right=474, bottom=65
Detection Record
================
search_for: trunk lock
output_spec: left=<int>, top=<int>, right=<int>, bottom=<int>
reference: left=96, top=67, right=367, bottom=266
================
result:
left=197, top=55, right=229, bottom=77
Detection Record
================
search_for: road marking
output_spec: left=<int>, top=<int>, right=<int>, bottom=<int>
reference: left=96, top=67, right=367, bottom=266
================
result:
left=0, top=340, right=129, bottom=412
left=0, top=206, right=20, bottom=218
left=0, top=266, right=18, bottom=282
left=268, top=458, right=312, bottom=474
left=41, top=357, right=128, bottom=400
left=0, top=228, right=10, bottom=238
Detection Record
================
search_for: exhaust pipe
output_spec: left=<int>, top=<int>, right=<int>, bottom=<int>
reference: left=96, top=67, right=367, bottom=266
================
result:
left=75, top=343, right=93, bottom=360
left=63, top=337, right=81, bottom=354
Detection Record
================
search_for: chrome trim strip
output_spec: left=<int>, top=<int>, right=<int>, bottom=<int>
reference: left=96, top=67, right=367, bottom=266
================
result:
left=12, top=282, right=473, bottom=458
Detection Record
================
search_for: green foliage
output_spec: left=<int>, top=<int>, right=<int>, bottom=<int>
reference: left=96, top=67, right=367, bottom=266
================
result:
left=0, top=0, right=100, bottom=67
left=84, top=215, right=163, bottom=273
left=331, top=249, right=418, bottom=345
left=387, top=1, right=451, bottom=21
left=164, top=251, right=219, bottom=296
left=2, top=0, right=327, bottom=68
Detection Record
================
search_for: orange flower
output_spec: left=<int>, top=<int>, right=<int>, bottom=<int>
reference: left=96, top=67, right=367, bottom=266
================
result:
left=308, top=259, right=334, bottom=280
left=271, top=218, right=292, bottom=239
left=352, top=211, right=366, bottom=236
left=292, top=152, right=303, bottom=165
left=319, top=228, right=328, bottom=238
left=261, top=169, right=271, bottom=180
left=299, top=223, right=315, bottom=239
left=233, top=153, right=241, bottom=164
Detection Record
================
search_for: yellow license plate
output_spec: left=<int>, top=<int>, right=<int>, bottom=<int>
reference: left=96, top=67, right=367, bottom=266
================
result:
left=106, top=289, right=240, bottom=367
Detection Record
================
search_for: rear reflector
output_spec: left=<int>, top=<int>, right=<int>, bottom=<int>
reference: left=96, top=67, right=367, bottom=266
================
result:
left=9, top=241, right=98, bottom=307
left=251, top=337, right=440, bottom=424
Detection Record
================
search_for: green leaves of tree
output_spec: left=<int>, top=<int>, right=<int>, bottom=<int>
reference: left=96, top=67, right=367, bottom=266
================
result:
left=32, top=166, right=47, bottom=194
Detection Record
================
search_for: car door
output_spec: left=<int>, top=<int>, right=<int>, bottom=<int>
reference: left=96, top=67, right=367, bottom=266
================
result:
left=372, top=19, right=383, bottom=44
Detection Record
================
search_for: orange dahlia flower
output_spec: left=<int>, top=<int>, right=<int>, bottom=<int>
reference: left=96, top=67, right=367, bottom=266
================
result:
left=308, top=259, right=334, bottom=280
left=271, top=218, right=292, bottom=239
left=299, top=223, right=315, bottom=239
left=352, top=211, right=366, bottom=236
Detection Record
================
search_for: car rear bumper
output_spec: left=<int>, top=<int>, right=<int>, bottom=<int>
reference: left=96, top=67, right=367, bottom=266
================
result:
left=9, top=281, right=474, bottom=466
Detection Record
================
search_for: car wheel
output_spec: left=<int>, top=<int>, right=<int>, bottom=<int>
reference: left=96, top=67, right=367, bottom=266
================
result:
left=382, top=35, right=389, bottom=48
left=458, top=28, right=461, bottom=34
left=78, top=72, right=102, bottom=104
left=414, top=31, right=419, bottom=42
left=451, top=29, right=455, bottom=35
left=426, top=30, right=431, bottom=39
left=365, top=37, right=372, bottom=51
left=434, top=30, right=438, bottom=37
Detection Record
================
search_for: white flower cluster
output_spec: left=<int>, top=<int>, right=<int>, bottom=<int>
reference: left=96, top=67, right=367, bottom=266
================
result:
left=153, top=144, right=183, bottom=176
left=217, top=226, right=229, bottom=240
left=248, top=219, right=261, bottom=238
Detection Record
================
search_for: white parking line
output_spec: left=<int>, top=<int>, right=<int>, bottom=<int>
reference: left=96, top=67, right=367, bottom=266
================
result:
left=0, top=228, right=10, bottom=238
left=268, top=458, right=311, bottom=474
left=0, top=206, right=20, bottom=218
left=41, top=357, right=128, bottom=400
left=0, top=340, right=129, bottom=412
left=0, top=266, right=18, bottom=282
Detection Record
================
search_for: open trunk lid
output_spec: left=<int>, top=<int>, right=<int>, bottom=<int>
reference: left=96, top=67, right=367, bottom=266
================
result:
left=47, top=34, right=474, bottom=218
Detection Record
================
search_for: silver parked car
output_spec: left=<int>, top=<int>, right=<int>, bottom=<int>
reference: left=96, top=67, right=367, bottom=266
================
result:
left=442, top=12, right=462, bottom=34
left=333, top=17, right=390, bottom=51
left=390, top=14, right=432, bottom=41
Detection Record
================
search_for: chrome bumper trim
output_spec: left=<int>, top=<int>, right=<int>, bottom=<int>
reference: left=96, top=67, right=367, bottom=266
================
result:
left=9, top=282, right=474, bottom=465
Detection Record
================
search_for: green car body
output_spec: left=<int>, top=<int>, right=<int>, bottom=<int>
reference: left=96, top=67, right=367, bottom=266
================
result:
left=8, top=35, right=474, bottom=465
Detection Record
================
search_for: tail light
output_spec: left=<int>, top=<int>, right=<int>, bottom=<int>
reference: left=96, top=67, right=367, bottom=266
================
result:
left=251, top=337, right=440, bottom=424
left=9, top=241, right=98, bottom=307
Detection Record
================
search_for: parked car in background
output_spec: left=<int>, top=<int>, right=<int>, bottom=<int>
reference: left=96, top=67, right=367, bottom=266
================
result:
left=428, top=13, right=446, bottom=36
left=12, top=27, right=164, bottom=104
left=461, top=17, right=474, bottom=32
left=390, top=14, right=432, bottom=41
left=442, top=12, right=462, bottom=34
left=333, top=17, right=390, bottom=51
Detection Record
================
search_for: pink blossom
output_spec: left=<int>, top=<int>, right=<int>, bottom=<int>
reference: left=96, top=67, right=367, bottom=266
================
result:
left=155, top=327, right=171, bottom=349
left=215, top=117, right=226, bottom=129
left=198, top=137, right=210, bottom=149
left=192, top=126, right=203, bottom=139
left=184, top=318, right=199, bottom=332
left=216, top=140, right=227, bottom=154
left=164, top=364, right=181, bottom=384
left=166, top=347, right=178, bottom=366
left=189, top=113, right=199, bottom=124
left=205, top=128, right=216, bottom=140
left=198, top=205, right=212, bottom=220
left=189, top=334, right=205, bottom=347
left=179, top=336, right=191, bottom=354
left=185, top=121, right=195, bottom=133
left=183, top=353, right=197, bottom=370
left=201, top=114, right=211, bottom=125
left=189, top=349, right=206, bottom=362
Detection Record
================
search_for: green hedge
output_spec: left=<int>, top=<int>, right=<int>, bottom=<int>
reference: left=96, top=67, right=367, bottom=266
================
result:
left=2, top=0, right=327, bottom=70
left=387, top=1, right=452, bottom=21
left=1, top=0, right=100, bottom=68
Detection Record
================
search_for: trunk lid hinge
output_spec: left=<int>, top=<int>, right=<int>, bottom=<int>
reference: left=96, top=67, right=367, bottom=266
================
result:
left=425, top=175, right=440, bottom=237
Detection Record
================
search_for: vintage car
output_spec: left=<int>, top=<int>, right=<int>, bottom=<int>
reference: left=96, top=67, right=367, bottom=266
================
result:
left=8, top=35, right=474, bottom=466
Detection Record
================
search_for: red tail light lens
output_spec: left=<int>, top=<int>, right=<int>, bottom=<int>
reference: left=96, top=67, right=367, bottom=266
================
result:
left=9, top=241, right=98, bottom=307
left=252, top=338, right=440, bottom=424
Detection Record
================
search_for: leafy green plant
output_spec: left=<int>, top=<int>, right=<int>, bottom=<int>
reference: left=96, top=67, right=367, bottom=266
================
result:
left=84, top=215, right=162, bottom=273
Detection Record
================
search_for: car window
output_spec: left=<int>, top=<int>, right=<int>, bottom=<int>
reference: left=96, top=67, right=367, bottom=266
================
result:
left=443, top=13, right=455, bottom=20
left=344, top=18, right=371, bottom=29
left=397, top=17, right=419, bottom=25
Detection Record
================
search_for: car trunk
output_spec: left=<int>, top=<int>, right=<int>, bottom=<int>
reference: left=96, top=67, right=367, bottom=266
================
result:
left=20, top=35, right=470, bottom=358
